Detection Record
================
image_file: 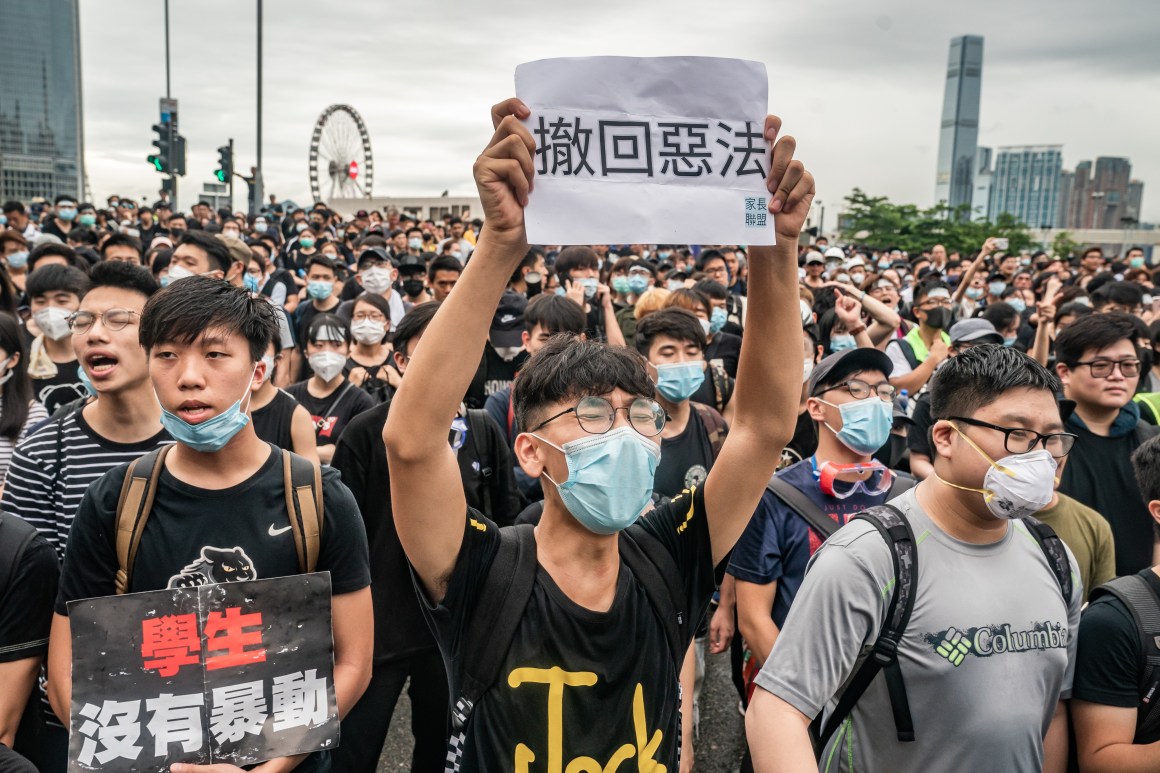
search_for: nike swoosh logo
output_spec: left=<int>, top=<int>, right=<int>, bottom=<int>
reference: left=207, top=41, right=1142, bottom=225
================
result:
left=268, top=524, right=292, bottom=536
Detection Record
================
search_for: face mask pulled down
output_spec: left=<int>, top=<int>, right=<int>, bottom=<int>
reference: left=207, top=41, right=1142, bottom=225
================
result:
left=159, top=368, right=258, bottom=453
left=936, top=423, right=1057, bottom=519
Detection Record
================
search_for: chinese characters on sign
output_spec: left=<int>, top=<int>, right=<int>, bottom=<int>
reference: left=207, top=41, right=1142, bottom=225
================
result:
left=68, top=573, right=337, bottom=772
left=515, top=56, right=777, bottom=246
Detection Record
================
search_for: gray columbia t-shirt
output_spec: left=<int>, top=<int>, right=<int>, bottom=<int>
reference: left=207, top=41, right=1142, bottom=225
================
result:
left=756, top=487, right=1082, bottom=772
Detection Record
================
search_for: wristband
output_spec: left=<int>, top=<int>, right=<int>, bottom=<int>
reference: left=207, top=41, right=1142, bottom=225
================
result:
left=848, top=324, right=867, bottom=336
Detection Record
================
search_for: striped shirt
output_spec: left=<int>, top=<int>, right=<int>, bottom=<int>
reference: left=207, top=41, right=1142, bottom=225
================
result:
left=2, top=409, right=171, bottom=561
left=0, top=400, right=49, bottom=486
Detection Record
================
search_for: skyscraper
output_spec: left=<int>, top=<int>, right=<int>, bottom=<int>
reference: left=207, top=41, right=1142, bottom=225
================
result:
left=0, top=0, right=84, bottom=202
left=971, top=146, right=993, bottom=222
left=988, top=146, right=1062, bottom=227
left=935, top=35, right=984, bottom=217
left=1056, top=170, right=1073, bottom=228
left=1127, top=180, right=1144, bottom=222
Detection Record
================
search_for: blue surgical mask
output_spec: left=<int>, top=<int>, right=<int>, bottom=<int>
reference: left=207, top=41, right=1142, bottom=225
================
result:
left=612, top=277, right=630, bottom=295
left=1003, top=336, right=1017, bottom=347
left=58, top=207, right=77, bottom=221
left=965, top=287, right=983, bottom=300
left=159, top=370, right=256, bottom=453
left=988, top=281, right=1006, bottom=296
left=667, top=279, right=685, bottom=291
left=78, top=214, right=97, bottom=227
left=654, top=361, right=705, bottom=403
left=6, top=251, right=29, bottom=270
left=627, top=275, right=650, bottom=295
left=298, top=237, right=315, bottom=249
left=77, top=365, right=99, bottom=397
left=1131, top=257, right=1146, bottom=269
left=244, top=274, right=262, bottom=293
left=307, top=281, right=333, bottom=300
left=829, top=334, right=857, bottom=352
left=1007, top=298, right=1027, bottom=314
left=579, top=277, right=598, bottom=299
left=533, top=427, right=660, bottom=535
left=658, top=251, right=671, bottom=260
left=709, top=306, right=728, bottom=335
left=821, top=396, right=893, bottom=455
left=254, top=222, right=269, bottom=234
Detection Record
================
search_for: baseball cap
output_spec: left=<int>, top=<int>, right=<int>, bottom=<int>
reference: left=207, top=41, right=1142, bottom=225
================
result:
left=804, top=251, right=825, bottom=266
left=397, top=254, right=425, bottom=274
left=214, top=234, right=253, bottom=266
left=490, top=290, right=527, bottom=349
left=949, top=318, right=1003, bottom=345
left=808, top=348, right=894, bottom=397
left=824, top=247, right=845, bottom=261
left=357, top=247, right=394, bottom=270
left=354, top=209, right=369, bottom=219
left=845, top=255, right=866, bottom=270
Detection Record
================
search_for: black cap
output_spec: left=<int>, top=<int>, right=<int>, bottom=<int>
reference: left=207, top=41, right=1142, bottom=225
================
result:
left=490, top=290, right=527, bottom=349
left=808, top=348, right=894, bottom=397
left=356, top=247, right=394, bottom=270
left=397, top=254, right=425, bottom=274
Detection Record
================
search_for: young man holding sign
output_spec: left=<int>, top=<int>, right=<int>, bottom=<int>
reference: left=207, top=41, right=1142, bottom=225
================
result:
left=385, top=93, right=813, bottom=771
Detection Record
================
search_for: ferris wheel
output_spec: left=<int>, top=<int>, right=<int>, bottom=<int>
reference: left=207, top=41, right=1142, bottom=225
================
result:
left=308, top=104, right=374, bottom=201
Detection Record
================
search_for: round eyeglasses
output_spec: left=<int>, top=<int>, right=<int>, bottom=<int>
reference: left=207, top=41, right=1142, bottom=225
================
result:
left=530, top=395, right=667, bottom=437
left=68, top=309, right=139, bottom=334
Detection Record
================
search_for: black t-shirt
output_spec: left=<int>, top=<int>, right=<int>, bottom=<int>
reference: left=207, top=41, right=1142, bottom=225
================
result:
left=56, top=444, right=371, bottom=612
left=1073, top=569, right=1160, bottom=742
left=332, top=401, right=518, bottom=665
left=286, top=380, right=375, bottom=447
left=31, top=359, right=86, bottom=415
left=0, top=517, right=58, bottom=664
left=653, top=407, right=715, bottom=502
left=260, top=269, right=298, bottom=307
left=292, top=299, right=342, bottom=351
left=465, top=346, right=526, bottom=410
left=705, top=332, right=742, bottom=378
left=1059, top=417, right=1159, bottom=576
left=251, top=388, right=300, bottom=451
left=420, top=487, right=716, bottom=771
left=779, top=408, right=818, bottom=471
left=907, top=391, right=935, bottom=458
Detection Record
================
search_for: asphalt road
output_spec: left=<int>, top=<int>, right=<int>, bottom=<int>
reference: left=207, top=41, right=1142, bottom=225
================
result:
left=375, top=641, right=748, bottom=771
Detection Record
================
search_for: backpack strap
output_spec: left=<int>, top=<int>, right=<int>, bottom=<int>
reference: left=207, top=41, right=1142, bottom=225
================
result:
left=451, top=523, right=538, bottom=734
left=0, top=513, right=40, bottom=605
left=281, top=449, right=324, bottom=574
left=464, top=410, right=494, bottom=519
left=619, top=527, right=687, bottom=668
left=1089, top=574, right=1160, bottom=741
left=766, top=476, right=839, bottom=540
left=1021, top=516, right=1073, bottom=602
left=816, top=504, right=917, bottom=751
left=689, top=402, right=727, bottom=461
left=710, top=363, right=734, bottom=414
left=114, top=446, right=172, bottom=595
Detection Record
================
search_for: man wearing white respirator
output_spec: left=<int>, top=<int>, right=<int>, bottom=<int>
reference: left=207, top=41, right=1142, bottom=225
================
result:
left=748, top=344, right=1082, bottom=773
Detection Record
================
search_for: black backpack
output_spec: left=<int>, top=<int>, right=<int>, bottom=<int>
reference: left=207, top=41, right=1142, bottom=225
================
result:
left=446, top=522, right=687, bottom=755
left=0, top=512, right=40, bottom=605
left=807, top=504, right=1073, bottom=754
left=1086, top=573, right=1160, bottom=743
left=764, top=472, right=916, bottom=541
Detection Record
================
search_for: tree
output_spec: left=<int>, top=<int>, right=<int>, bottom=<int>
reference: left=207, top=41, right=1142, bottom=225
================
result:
left=1051, top=231, right=1080, bottom=260
left=839, top=189, right=1033, bottom=256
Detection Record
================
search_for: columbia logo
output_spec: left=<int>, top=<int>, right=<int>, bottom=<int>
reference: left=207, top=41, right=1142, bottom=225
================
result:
left=935, top=627, right=971, bottom=667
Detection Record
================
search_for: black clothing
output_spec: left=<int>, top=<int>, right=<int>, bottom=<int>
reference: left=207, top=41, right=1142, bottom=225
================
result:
left=1073, top=568, right=1160, bottom=742
left=907, top=391, right=935, bottom=459
left=291, top=298, right=342, bottom=349
left=251, top=388, right=300, bottom=452
left=0, top=517, right=58, bottom=664
left=705, top=332, right=742, bottom=378
left=780, top=408, right=818, bottom=470
left=56, top=444, right=370, bottom=610
left=333, top=652, right=448, bottom=773
left=260, top=268, right=298, bottom=305
left=1059, top=414, right=1159, bottom=576
left=331, top=401, right=518, bottom=667
left=653, top=406, right=715, bottom=502
left=286, top=379, right=375, bottom=447
left=344, top=356, right=396, bottom=405
left=31, top=361, right=85, bottom=415
left=465, top=345, right=526, bottom=410
left=419, top=486, right=715, bottom=771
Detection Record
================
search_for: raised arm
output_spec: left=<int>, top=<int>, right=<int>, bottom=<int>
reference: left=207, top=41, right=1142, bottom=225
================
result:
left=951, top=237, right=997, bottom=304
left=384, top=99, right=534, bottom=602
left=704, top=116, right=814, bottom=566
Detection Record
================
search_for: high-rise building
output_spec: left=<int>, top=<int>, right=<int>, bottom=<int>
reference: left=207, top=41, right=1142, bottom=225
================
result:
left=1068, top=160, right=1093, bottom=229
left=935, top=35, right=984, bottom=217
left=0, top=0, right=84, bottom=202
left=988, top=145, right=1062, bottom=228
left=1056, top=170, right=1074, bottom=228
left=1127, top=180, right=1145, bottom=222
left=971, top=146, right=993, bottom=222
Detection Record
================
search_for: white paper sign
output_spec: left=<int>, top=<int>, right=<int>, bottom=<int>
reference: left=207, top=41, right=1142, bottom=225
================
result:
left=514, top=56, right=775, bottom=246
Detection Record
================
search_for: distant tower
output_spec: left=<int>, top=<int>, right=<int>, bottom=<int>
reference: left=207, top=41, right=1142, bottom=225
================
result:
left=935, top=35, right=984, bottom=218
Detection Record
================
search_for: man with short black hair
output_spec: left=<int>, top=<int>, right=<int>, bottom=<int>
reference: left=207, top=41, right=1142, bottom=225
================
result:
left=885, top=281, right=952, bottom=395
left=427, top=254, right=462, bottom=303
left=39, top=197, right=78, bottom=242
left=748, top=345, right=1081, bottom=772
left=98, top=233, right=143, bottom=264
left=1092, top=281, right=1145, bottom=316
left=1079, top=246, right=1106, bottom=281
left=26, top=265, right=90, bottom=413
left=1057, top=312, right=1159, bottom=575
left=2, top=201, right=36, bottom=239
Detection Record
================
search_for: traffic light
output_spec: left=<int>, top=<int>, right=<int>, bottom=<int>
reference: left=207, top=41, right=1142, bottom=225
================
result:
left=172, top=134, right=187, bottom=176
left=148, top=122, right=171, bottom=173
left=215, top=145, right=233, bottom=183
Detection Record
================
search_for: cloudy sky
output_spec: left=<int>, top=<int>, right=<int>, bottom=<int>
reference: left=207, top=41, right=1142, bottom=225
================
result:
left=79, top=0, right=1160, bottom=222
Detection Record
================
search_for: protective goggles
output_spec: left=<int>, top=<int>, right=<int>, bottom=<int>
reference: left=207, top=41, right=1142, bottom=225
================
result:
left=814, top=459, right=894, bottom=499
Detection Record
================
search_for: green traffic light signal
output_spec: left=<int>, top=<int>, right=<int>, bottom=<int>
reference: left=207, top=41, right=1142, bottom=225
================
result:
left=215, top=169, right=227, bottom=183
left=148, top=155, right=163, bottom=172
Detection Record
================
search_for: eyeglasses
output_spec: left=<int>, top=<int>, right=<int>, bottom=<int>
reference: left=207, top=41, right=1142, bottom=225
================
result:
left=628, top=268, right=652, bottom=278
left=530, top=395, right=667, bottom=437
left=918, top=298, right=952, bottom=309
left=352, top=312, right=386, bottom=322
left=68, top=309, right=139, bottom=333
left=704, top=265, right=727, bottom=275
left=947, top=416, right=1077, bottom=458
left=819, top=379, right=896, bottom=402
left=1072, top=359, right=1141, bottom=378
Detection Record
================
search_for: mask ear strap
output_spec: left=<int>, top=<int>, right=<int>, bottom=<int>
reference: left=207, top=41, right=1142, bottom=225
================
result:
left=934, top=472, right=996, bottom=503
left=948, top=421, right=1015, bottom=478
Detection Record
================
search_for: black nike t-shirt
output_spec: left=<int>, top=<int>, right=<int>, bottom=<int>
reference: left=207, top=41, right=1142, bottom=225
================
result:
left=55, top=444, right=371, bottom=612
left=420, top=486, right=715, bottom=771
